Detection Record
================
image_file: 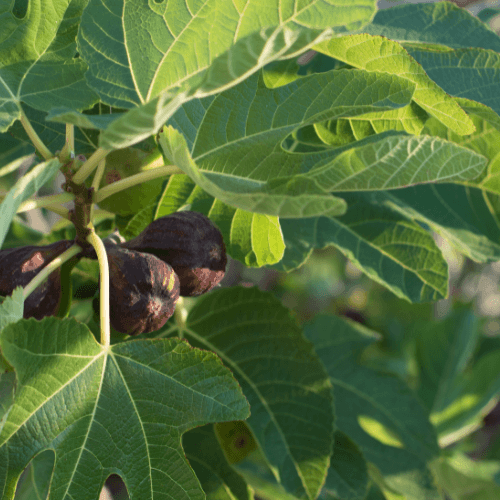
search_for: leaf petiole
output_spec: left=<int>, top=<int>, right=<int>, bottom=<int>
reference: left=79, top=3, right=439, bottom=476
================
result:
left=90, top=158, right=107, bottom=221
left=95, top=164, right=184, bottom=203
left=19, top=108, right=52, bottom=161
left=59, top=124, right=75, bottom=162
left=72, top=148, right=111, bottom=185
left=87, top=230, right=111, bottom=347
left=16, top=192, right=75, bottom=214
left=174, top=296, right=187, bottom=339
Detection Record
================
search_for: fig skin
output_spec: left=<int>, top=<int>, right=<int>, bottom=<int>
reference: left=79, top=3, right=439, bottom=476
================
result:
left=0, top=240, right=73, bottom=319
left=105, top=247, right=180, bottom=335
left=121, top=211, right=227, bottom=297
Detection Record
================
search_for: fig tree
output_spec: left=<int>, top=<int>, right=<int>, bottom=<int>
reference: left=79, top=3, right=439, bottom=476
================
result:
left=105, top=246, right=180, bottom=335
left=122, top=211, right=227, bottom=296
left=0, top=240, right=74, bottom=319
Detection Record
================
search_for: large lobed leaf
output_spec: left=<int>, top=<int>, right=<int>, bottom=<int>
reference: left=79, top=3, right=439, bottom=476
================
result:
left=160, top=67, right=485, bottom=214
left=77, top=0, right=377, bottom=109
left=47, top=0, right=377, bottom=150
left=274, top=178, right=500, bottom=303
left=0, top=317, right=250, bottom=500
left=158, top=286, right=336, bottom=500
left=275, top=195, right=449, bottom=303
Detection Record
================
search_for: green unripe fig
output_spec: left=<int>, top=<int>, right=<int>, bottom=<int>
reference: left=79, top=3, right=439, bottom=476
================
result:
left=122, top=211, right=227, bottom=297
left=0, top=240, right=74, bottom=319
left=105, top=247, right=180, bottom=335
left=93, top=147, right=165, bottom=216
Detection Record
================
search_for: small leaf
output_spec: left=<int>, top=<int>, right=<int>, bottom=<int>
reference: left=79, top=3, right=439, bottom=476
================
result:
left=121, top=178, right=286, bottom=268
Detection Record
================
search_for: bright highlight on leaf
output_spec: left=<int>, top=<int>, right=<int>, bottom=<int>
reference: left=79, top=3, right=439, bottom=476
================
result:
left=357, top=415, right=405, bottom=449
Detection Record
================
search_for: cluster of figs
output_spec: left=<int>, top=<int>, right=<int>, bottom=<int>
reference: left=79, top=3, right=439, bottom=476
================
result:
left=0, top=211, right=227, bottom=336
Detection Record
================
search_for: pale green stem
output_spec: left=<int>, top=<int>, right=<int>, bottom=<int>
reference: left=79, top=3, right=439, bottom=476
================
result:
left=87, top=230, right=110, bottom=347
left=59, top=124, right=75, bottom=162
left=72, top=148, right=111, bottom=185
left=92, top=158, right=107, bottom=192
left=95, top=165, right=184, bottom=203
left=16, top=192, right=74, bottom=213
left=19, top=108, right=52, bottom=161
left=67, top=124, right=74, bottom=153
left=90, top=158, right=107, bottom=221
left=43, top=204, right=71, bottom=219
left=23, top=244, right=82, bottom=300
left=174, top=297, right=187, bottom=339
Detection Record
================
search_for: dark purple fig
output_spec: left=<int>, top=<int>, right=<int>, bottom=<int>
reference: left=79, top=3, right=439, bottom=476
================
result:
left=105, top=247, right=180, bottom=335
left=122, top=211, right=227, bottom=297
left=340, top=309, right=365, bottom=325
left=0, top=240, right=73, bottom=319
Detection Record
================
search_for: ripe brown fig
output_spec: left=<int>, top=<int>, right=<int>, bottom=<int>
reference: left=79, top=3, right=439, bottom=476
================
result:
left=105, top=246, right=180, bottom=335
left=0, top=240, right=74, bottom=319
left=121, top=211, right=227, bottom=297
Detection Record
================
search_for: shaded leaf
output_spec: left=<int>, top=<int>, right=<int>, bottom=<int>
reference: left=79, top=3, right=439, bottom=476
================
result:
left=432, top=454, right=500, bottom=500
left=415, top=309, right=480, bottom=415
left=13, top=450, right=54, bottom=500
left=357, top=2, right=500, bottom=53
left=162, top=287, right=335, bottom=500
left=183, top=424, right=254, bottom=500
left=380, top=183, right=500, bottom=263
left=319, top=431, right=369, bottom=500
left=304, top=315, right=440, bottom=500
left=273, top=191, right=449, bottom=303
